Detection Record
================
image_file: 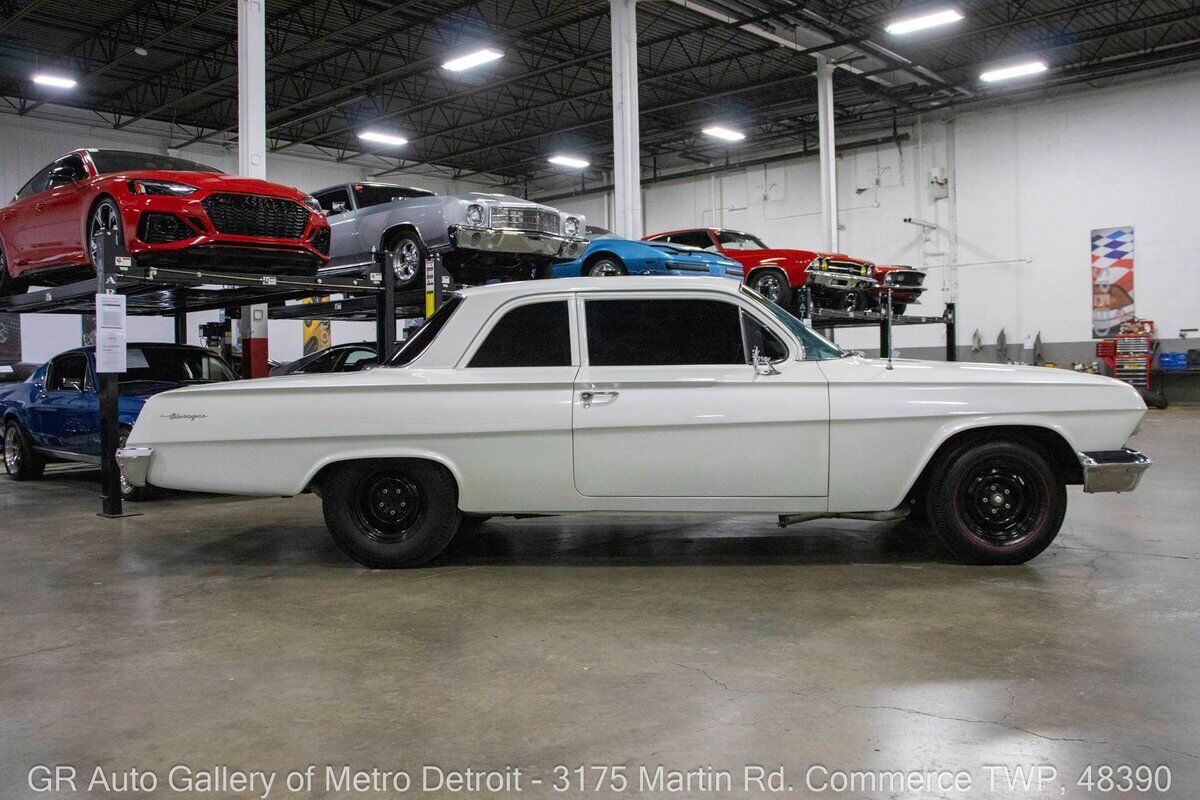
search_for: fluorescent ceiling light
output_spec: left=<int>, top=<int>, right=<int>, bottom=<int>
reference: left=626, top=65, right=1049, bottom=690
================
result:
left=980, top=60, right=1048, bottom=82
left=548, top=155, right=589, bottom=169
left=442, top=48, right=503, bottom=72
left=32, top=73, right=76, bottom=89
left=703, top=125, right=746, bottom=142
left=358, top=130, right=408, bottom=147
left=885, top=9, right=963, bottom=35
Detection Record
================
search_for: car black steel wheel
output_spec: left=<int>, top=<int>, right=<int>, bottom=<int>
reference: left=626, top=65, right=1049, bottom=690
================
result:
left=925, top=440, right=1066, bottom=564
left=88, top=199, right=123, bottom=271
left=391, top=236, right=424, bottom=288
left=587, top=258, right=626, bottom=277
left=749, top=269, right=792, bottom=307
left=3, top=421, right=45, bottom=481
left=322, top=459, right=461, bottom=568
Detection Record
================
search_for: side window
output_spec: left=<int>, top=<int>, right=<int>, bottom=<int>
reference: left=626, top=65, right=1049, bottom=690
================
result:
left=15, top=164, right=53, bottom=200
left=316, top=189, right=351, bottom=215
left=586, top=298, right=745, bottom=366
left=46, top=354, right=88, bottom=391
left=468, top=301, right=571, bottom=368
left=742, top=314, right=788, bottom=362
left=47, top=155, right=87, bottom=188
left=297, top=349, right=340, bottom=373
left=341, top=349, right=378, bottom=371
left=669, top=231, right=716, bottom=250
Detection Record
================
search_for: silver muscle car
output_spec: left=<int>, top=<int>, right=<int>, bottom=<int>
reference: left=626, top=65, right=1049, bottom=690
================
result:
left=311, top=182, right=587, bottom=287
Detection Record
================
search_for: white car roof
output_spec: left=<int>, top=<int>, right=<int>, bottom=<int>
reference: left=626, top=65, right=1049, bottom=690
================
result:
left=458, top=275, right=741, bottom=299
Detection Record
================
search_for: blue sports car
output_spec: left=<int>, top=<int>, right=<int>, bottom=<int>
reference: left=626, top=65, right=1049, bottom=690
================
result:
left=0, top=343, right=236, bottom=499
left=553, top=226, right=744, bottom=280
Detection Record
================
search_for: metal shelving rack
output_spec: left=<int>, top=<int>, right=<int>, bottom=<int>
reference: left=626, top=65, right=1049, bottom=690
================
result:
left=798, top=286, right=958, bottom=361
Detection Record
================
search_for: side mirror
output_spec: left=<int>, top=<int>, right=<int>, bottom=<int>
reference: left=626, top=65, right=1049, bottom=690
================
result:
left=330, top=201, right=347, bottom=215
left=751, top=346, right=780, bottom=376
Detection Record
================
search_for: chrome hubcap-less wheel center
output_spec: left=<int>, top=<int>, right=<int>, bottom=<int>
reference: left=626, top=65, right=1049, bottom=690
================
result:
left=591, top=261, right=621, bottom=277
left=4, top=428, right=19, bottom=472
left=756, top=275, right=781, bottom=301
left=394, top=241, right=420, bottom=282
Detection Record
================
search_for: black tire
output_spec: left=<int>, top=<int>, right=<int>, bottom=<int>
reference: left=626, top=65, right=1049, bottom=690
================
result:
left=841, top=290, right=867, bottom=312
left=117, top=428, right=152, bottom=501
left=388, top=232, right=426, bottom=290
left=884, top=302, right=907, bottom=316
left=322, top=459, right=461, bottom=568
left=586, top=256, right=626, bottom=277
left=925, top=441, right=1066, bottom=564
left=88, top=198, right=124, bottom=272
left=748, top=268, right=793, bottom=307
left=3, top=420, right=45, bottom=481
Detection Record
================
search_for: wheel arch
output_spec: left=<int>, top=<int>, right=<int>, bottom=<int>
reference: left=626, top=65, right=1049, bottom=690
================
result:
left=745, top=264, right=792, bottom=287
left=379, top=222, right=427, bottom=254
left=303, top=450, right=464, bottom=501
left=905, top=423, right=1083, bottom=507
left=582, top=250, right=624, bottom=271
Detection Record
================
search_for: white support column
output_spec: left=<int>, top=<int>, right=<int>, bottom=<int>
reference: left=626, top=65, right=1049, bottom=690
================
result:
left=237, top=0, right=269, bottom=377
left=815, top=53, right=838, bottom=252
left=610, top=0, right=642, bottom=239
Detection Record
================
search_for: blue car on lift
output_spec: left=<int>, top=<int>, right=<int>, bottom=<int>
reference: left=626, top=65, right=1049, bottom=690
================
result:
left=0, top=343, right=236, bottom=499
left=553, top=226, right=744, bottom=280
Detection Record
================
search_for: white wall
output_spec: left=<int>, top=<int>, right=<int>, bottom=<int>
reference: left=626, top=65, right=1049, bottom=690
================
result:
left=0, top=111, right=469, bottom=363
left=552, top=70, right=1200, bottom=354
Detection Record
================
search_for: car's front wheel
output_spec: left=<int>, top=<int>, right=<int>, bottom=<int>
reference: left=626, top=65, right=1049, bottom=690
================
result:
left=388, top=234, right=426, bottom=290
left=3, top=421, right=45, bottom=481
left=88, top=198, right=124, bottom=272
left=322, top=459, right=461, bottom=568
left=925, top=440, right=1066, bottom=564
left=748, top=268, right=792, bottom=307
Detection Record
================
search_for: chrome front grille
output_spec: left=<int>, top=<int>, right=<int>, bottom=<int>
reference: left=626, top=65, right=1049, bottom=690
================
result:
left=491, top=206, right=561, bottom=234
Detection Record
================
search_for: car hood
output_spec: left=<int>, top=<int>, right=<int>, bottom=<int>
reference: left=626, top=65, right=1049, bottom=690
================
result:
left=833, top=354, right=1141, bottom=390
left=456, top=192, right=559, bottom=212
left=110, top=170, right=309, bottom=200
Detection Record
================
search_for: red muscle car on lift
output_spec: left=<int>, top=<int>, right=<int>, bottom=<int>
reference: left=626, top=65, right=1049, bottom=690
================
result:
left=642, top=227, right=878, bottom=312
left=0, top=149, right=331, bottom=296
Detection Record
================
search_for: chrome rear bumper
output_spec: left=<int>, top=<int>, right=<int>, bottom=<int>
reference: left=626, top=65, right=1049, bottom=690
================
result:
left=116, top=447, right=153, bottom=488
left=1078, top=447, right=1151, bottom=493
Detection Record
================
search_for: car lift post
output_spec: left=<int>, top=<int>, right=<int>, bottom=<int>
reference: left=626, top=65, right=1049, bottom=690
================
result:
left=424, top=253, right=445, bottom=318
left=173, top=293, right=188, bottom=345
left=879, top=287, right=893, bottom=359
left=945, top=302, right=958, bottom=362
left=96, top=230, right=132, bottom=518
left=373, top=249, right=396, bottom=358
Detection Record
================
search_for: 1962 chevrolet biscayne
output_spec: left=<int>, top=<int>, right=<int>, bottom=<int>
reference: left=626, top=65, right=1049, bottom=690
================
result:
left=118, top=278, right=1151, bottom=569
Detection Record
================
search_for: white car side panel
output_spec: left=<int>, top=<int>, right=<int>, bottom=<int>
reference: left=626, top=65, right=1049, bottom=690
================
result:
left=819, top=357, right=1147, bottom=511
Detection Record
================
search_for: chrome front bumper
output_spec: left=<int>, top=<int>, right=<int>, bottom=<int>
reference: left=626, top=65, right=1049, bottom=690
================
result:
left=807, top=271, right=876, bottom=291
left=452, top=227, right=589, bottom=260
left=1078, top=447, right=1152, bottom=493
left=116, top=447, right=153, bottom=487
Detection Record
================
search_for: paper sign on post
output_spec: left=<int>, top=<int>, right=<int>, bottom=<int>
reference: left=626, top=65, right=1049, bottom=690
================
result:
left=95, top=293, right=127, bottom=373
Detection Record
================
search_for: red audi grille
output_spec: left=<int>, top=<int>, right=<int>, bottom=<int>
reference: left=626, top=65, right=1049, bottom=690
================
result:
left=201, top=193, right=309, bottom=239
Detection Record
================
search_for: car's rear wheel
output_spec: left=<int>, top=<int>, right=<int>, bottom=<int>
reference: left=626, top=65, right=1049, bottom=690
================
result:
left=3, top=421, right=45, bottom=481
left=322, top=459, right=461, bottom=568
left=586, top=256, right=626, bottom=277
left=88, top=198, right=124, bottom=273
left=748, top=268, right=792, bottom=307
left=925, top=440, right=1066, bottom=564
left=389, top=233, right=425, bottom=290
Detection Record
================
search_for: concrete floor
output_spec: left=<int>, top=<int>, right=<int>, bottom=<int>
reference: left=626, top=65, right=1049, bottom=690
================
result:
left=1, top=409, right=1197, bottom=799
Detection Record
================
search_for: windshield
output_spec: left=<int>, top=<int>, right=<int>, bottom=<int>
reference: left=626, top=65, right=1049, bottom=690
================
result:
left=738, top=286, right=844, bottom=360
left=717, top=230, right=768, bottom=250
left=386, top=295, right=463, bottom=367
left=353, top=184, right=436, bottom=209
left=88, top=150, right=223, bottom=175
left=118, top=347, right=236, bottom=384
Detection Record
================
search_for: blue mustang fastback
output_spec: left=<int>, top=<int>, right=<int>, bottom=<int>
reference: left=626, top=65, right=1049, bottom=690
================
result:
left=552, top=226, right=744, bottom=280
left=1, top=343, right=235, bottom=499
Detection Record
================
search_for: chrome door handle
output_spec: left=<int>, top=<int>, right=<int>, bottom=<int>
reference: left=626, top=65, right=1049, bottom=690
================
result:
left=580, top=390, right=618, bottom=408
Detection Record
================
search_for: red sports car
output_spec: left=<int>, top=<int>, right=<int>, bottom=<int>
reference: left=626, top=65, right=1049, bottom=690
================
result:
left=642, top=227, right=877, bottom=312
left=0, top=149, right=330, bottom=296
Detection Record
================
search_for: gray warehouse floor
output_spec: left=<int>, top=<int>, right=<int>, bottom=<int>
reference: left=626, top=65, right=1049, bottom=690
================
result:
left=1, top=409, right=1196, bottom=798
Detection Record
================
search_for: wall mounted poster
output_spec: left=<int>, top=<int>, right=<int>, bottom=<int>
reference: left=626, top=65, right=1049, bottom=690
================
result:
left=1091, top=225, right=1135, bottom=338
left=301, top=296, right=331, bottom=356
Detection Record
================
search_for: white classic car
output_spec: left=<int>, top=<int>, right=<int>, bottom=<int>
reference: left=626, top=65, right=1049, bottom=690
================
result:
left=118, top=278, right=1151, bottom=568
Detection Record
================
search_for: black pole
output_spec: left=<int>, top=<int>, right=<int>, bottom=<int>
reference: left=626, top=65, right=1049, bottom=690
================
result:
left=96, top=231, right=123, bottom=517
left=880, top=287, right=893, bottom=359
left=374, top=250, right=396, bottom=359
left=173, top=304, right=187, bottom=345
left=945, top=302, right=957, bottom=362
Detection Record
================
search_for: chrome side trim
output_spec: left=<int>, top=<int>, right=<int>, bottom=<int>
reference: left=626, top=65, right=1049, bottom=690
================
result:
left=1078, top=447, right=1152, bottom=493
left=116, top=447, right=153, bottom=487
